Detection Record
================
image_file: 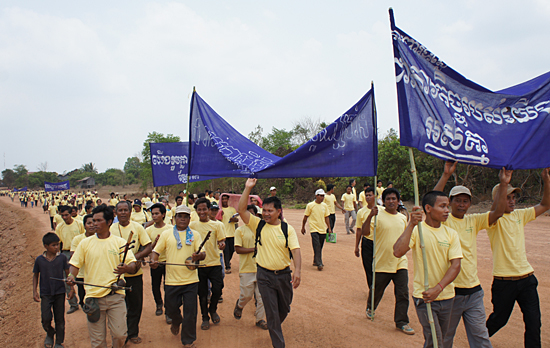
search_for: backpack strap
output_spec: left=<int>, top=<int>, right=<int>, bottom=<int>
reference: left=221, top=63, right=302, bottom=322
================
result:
left=253, top=219, right=267, bottom=258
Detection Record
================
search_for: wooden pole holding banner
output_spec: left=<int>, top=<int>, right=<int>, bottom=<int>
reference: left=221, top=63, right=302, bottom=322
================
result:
left=370, top=80, right=378, bottom=321
left=408, top=147, right=438, bottom=348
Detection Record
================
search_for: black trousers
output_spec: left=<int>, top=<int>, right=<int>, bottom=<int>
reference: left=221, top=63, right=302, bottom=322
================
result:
left=327, top=214, right=336, bottom=233
left=50, top=216, right=54, bottom=230
left=366, top=269, right=410, bottom=327
left=165, top=283, right=199, bottom=345
left=223, top=237, right=235, bottom=270
left=361, top=237, right=373, bottom=288
left=75, top=277, right=86, bottom=308
left=124, top=275, right=143, bottom=340
left=311, top=232, right=325, bottom=266
left=198, top=266, right=224, bottom=321
left=486, top=274, right=541, bottom=348
left=40, top=293, right=65, bottom=344
left=150, top=264, right=166, bottom=306
left=257, top=266, right=293, bottom=348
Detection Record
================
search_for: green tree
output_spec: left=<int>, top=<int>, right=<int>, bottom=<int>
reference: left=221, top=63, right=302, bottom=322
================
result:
left=248, top=125, right=263, bottom=145
left=261, top=127, right=294, bottom=156
left=124, top=157, right=141, bottom=184
left=81, top=162, right=98, bottom=174
left=141, top=132, right=181, bottom=189
left=13, top=164, right=29, bottom=188
left=1, top=169, right=15, bottom=188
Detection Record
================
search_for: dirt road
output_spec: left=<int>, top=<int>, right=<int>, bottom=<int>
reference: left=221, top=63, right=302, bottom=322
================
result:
left=1, top=196, right=549, bottom=347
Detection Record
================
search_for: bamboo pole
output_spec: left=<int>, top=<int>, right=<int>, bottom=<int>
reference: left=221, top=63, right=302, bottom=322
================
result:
left=370, top=175, right=378, bottom=321
left=408, top=147, right=438, bottom=348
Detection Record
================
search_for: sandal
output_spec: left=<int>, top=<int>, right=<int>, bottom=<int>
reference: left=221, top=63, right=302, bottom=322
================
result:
left=211, top=312, right=221, bottom=324
left=256, top=319, right=268, bottom=330
left=201, top=320, right=210, bottom=330
left=44, top=336, right=54, bottom=348
left=170, top=323, right=180, bottom=336
left=233, top=300, right=243, bottom=319
left=129, top=337, right=142, bottom=344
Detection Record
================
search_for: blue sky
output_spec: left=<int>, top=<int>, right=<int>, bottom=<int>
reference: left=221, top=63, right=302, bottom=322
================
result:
left=1, top=1, right=549, bottom=173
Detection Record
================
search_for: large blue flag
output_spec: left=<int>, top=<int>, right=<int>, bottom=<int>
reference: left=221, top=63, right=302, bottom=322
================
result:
left=390, top=9, right=550, bottom=170
left=188, top=89, right=377, bottom=178
left=45, top=181, right=70, bottom=192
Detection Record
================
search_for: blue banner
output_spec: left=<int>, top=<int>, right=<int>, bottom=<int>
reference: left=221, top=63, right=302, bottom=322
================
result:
left=189, top=90, right=377, bottom=178
left=45, top=181, right=70, bottom=192
left=13, top=186, right=27, bottom=192
left=390, top=9, right=550, bottom=170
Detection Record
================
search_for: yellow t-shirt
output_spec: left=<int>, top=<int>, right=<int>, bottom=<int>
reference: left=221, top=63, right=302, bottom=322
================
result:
left=142, top=197, right=151, bottom=204
left=55, top=219, right=85, bottom=250
left=146, top=223, right=173, bottom=262
left=323, top=194, right=337, bottom=214
left=246, top=215, right=300, bottom=271
left=409, top=222, right=463, bottom=300
left=190, top=211, right=199, bottom=222
left=164, top=209, right=173, bottom=225
left=356, top=205, right=380, bottom=241
left=486, top=208, right=536, bottom=277
left=341, top=193, right=356, bottom=211
left=70, top=233, right=89, bottom=278
left=49, top=205, right=58, bottom=217
left=376, top=187, right=385, bottom=199
left=54, top=214, right=64, bottom=226
left=70, top=234, right=137, bottom=300
left=443, top=212, right=489, bottom=288
left=109, top=198, right=119, bottom=206
left=352, top=187, right=357, bottom=200
left=373, top=209, right=408, bottom=272
left=234, top=225, right=257, bottom=274
left=74, top=215, right=83, bottom=222
left=304, top=201, right=329, bottom=234
left=358, top=191, right=368, bottom=208
left=110, top=221, right=152, bottom=277
left=221, top=206, right=238, bottom=238
left=131, top=211, right=147, bottom=225
left=153, top=229, right=202, bottom=286
left=189, top=220, right=226, bottom=267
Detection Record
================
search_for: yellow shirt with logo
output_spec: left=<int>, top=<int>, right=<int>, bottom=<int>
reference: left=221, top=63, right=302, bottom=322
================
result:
left=409, top=222, right=463, bottom=300
left=70, top=234, right=90, bottom=278
left=221, top=206, right=238, bottom=238
left=153, top=229, right=202, bottom=286
left=146, top=223, right=173, bottom=262
left=246, top=215, right=300, bottom=271
left=110, top=221, right=152, bottom=277
left=443, top=212, right=489, bottom=288
left=323, top=194, right=337, bottom=214
left=341, top=193, right=356, bottom=211
left=304, top=201, right=329, bottom=234
left=486, top=207, right=536, bottom=277
left=189, top=220, right=226, bottom=267
left=55, top=219, right=85, bottom=250
left=374, top=209, right=408, bottom=273
left=234, top=225, right=257, bottom=274
left=70, top=234, right=137, bottom=300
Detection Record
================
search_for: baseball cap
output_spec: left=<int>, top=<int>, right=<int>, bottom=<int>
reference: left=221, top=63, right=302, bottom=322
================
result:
left=133, top=199, right=142, bottom=207
left=449, top=186, right=471, bottom=198
left=315, top=189, right=326, bottom=196
left=492, top=184, right=521, bottom=200
left=270, top=186, right=277, bottom=191
left=210, top=203, right=220, bottom=210
left=144, top=201, right=154, bottom=209
left=174, top=205, right=191, bottom=215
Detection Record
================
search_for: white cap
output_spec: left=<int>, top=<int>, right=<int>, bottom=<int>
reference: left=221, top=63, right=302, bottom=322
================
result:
left=449, top=186, right=471, bottom=198
left=174, top=205, right=191, bottom=215
left=144, top=201, right=154, bottom=209
left=269, top=186, right=277, bottom=191
left=315, top=189, right=326, bottom=196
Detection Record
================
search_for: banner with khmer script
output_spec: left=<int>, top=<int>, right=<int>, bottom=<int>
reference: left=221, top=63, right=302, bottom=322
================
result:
left=390, top=9, right=550, bottom=169
left=45, top=181, right=70, bottom=192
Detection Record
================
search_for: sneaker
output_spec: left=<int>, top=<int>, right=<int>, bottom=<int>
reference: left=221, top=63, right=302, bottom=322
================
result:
left=155, top=304, right=163, bottom=316
left=397, top=324, right=415, bottom=335
left=66, top=306, right=79, bottom=314
left=366, top=309, right=373, bottom=320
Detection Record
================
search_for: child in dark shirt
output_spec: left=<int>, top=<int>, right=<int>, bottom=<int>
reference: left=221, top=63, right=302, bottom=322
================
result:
left=33, top=232, right=74, bottom=348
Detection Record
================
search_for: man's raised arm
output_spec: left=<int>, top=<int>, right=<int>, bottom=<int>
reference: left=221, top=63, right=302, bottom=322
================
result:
left=238, top=178, right=256, bottom=225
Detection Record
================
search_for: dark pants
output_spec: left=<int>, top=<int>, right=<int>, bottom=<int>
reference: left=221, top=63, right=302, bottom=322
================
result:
left=257, top=266, right=293, bottom=348
left=40, top=293, right=65, bottom=344
left=414, top=297, right=453, bottom=348
left=198, top=266, right=224, bottom=321
left=150, top=264, right=166, bottom=306
left=367, top=269, right=409, bottom=327
left=165, top=283, right=198, bottom=345
left=75, top=277, right=86, bottom=308
left=124, top=275, right=143, bottom=340
left=311, top=232, right=325, bottom=266
left=223, top=237, right=235, bottom=270
left=486, top=275, right=541, bottom=348
left=327, top=214, right=336, bottom=233
left=61, top=250, right=78, bottom=309
left=50, top=216, right=54, bottom=230
left=361, top=237, right=373, bottom=288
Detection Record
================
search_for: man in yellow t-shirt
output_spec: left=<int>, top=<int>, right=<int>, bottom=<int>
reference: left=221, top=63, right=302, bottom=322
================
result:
left=146, top=203, right=173, bottom=320
left=394, top=191, right=462, bottom=348
left=301, top=189, right=332, bottom=271
left=48, top=203, right=58, bottom=230
left=110, top=201, right=152, bottom=344
left=358, top=188, right=414, bottom=335
left=341, top=185, right=357, bottom=234
left=323, top=184, right=344, bottom=235
left=485, top=168, right=550, bottom=347
left=238, top=178, right=301, bottom=348
left=434, top=161, right=509, bottom=347
left=220, top=194, right=239, bottom=274
left=130, top=199, right=148, bottom=226
left=233, top=204, right=267, bottom=330
left=354, top=187, right=377, bottom=288
left=376, top=180, right=385, bottom=205
left=68, top=205, right=138, bottom=348
left=189, top=198, right=226, bottom=330
left=358, top=183, right=370, bottom=208
left=151, top=205, right=204, bottom=347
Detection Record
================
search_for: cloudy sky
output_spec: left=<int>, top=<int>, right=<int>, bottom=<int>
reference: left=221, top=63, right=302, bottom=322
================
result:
left=1, top=0, right=549, bottom=174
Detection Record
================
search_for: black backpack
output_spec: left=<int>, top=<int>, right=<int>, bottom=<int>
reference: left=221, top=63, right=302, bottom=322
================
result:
left=253, top=220, right=292, bottom=259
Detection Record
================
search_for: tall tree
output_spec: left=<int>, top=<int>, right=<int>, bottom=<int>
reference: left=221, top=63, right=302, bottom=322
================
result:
left=81, top=162, right=98, bottom=173
left=124, top=156, right=141, bottom=184
left=1, top=169, right=15, bottom=188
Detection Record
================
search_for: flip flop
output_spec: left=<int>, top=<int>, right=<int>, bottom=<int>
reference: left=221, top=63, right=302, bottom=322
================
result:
left=256, top=320, right=268, bottom=330
left=44, top=336, right=54, bottom=348
left=129, top=337, right=142, bottom=344
left=211, top=312, right=221, bottom=324
left=233, top=300, right=243, bottom=319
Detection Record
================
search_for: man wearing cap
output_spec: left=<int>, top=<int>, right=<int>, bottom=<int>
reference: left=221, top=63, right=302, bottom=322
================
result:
left=484, top=167, right=550, bottom=347
left=110, top=201, right=152, bottom=345
left=301, top=189, right=332, bottom=271
left=269, top=186, right=277, bottom=198
left=434, top=161, right=510, bottom=347
left=131, top=199, right=148, bottom=226
left=151, top=204, right=205, bottom=348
